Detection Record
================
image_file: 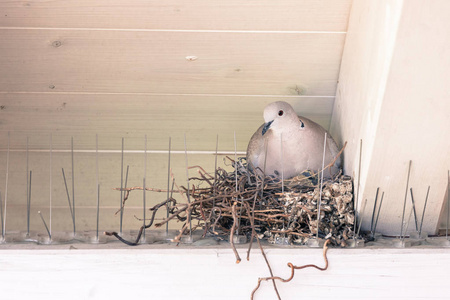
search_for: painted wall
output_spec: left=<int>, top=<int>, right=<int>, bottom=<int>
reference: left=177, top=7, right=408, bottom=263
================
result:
left=331, top=0, right=450, bottom=235
left=0, top=1, right=351, bottom=234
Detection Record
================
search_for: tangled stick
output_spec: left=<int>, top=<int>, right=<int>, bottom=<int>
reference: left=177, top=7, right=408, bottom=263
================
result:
left=230, top=202, right=241, bottom=263
left=107, top=143, right=351, bottom=249
left=251, top=239, right=330, bottom=300
left=245, top=201, right=281, bottom=300
left=104, top=198, right=173, bottom=245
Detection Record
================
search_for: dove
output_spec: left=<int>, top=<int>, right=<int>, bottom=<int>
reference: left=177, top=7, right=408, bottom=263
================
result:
left=246, top=101, right=341, bottom=179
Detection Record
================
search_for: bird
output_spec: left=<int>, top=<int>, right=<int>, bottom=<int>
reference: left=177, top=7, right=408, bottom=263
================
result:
left=246, top=101, right=341, bottom=179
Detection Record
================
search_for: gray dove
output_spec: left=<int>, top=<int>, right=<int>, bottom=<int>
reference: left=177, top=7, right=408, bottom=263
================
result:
left=246, top=101, right=341, bottom=179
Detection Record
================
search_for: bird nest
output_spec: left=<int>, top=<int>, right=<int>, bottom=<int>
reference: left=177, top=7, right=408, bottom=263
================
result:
left=108, top=156, right=355, bottom=248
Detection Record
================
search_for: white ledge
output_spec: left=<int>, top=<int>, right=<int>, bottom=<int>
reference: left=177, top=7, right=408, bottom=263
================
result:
left=1, top=245, right=449, bottom=299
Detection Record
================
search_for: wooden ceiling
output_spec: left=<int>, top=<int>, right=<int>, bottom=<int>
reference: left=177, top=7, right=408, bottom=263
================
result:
left=0, top=0, right=352, bottom=151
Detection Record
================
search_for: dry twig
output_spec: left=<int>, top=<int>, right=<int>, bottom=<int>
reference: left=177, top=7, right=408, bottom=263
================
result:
left=105, top=146, right=348, bottom=298
left=251, top=239, right=330, bottom=300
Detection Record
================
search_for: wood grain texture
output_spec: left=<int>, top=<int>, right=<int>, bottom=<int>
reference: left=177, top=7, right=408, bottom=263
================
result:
left=0, top=0, right=352, bottom=31
left=0, top=95, right=335, bottom=232
left=0, top=29, right=344, bottom=95
left=0, top=150, right=229, bottom=232
left=0, top=94, right=335, bottom=151
left=0, top=1, right=349, bottom=236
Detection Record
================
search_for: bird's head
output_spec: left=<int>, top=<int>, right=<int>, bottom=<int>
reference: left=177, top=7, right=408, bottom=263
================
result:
left=262, top=101, right=299, bottom=136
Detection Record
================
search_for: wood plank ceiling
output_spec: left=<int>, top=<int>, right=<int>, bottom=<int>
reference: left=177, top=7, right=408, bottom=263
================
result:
left=0, top=0, right=352, bottom=151
left=0, top=1, right=352, bottom=231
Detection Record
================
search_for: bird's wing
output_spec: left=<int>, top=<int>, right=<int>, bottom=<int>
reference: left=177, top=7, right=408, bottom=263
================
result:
left=246, top=124, right=266, bottom=168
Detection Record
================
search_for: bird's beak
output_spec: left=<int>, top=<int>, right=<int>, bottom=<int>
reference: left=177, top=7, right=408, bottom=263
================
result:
left=262, top=120, right=273, bottom=136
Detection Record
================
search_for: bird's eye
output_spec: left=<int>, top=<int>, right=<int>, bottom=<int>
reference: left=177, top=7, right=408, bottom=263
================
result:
left=278, top=110, right=284, bottom=116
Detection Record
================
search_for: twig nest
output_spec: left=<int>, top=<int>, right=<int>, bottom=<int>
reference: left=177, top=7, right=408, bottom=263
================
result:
left=268, top=174, right=355, bottom=246
left=111, top=157, right=354, bottom=247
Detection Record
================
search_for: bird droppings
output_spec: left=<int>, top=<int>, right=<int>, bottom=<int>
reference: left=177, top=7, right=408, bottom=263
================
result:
left=267, top=174, right=355, bottom=246
left=185, top=56, right=198, bottom=61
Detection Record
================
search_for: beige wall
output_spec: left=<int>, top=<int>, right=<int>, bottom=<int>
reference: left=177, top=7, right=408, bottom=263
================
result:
left=0, top=1, right=351, bottom=233
left=1, top=0, right=449, bottom=237
left=331, top=0, right=450, bottom=235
